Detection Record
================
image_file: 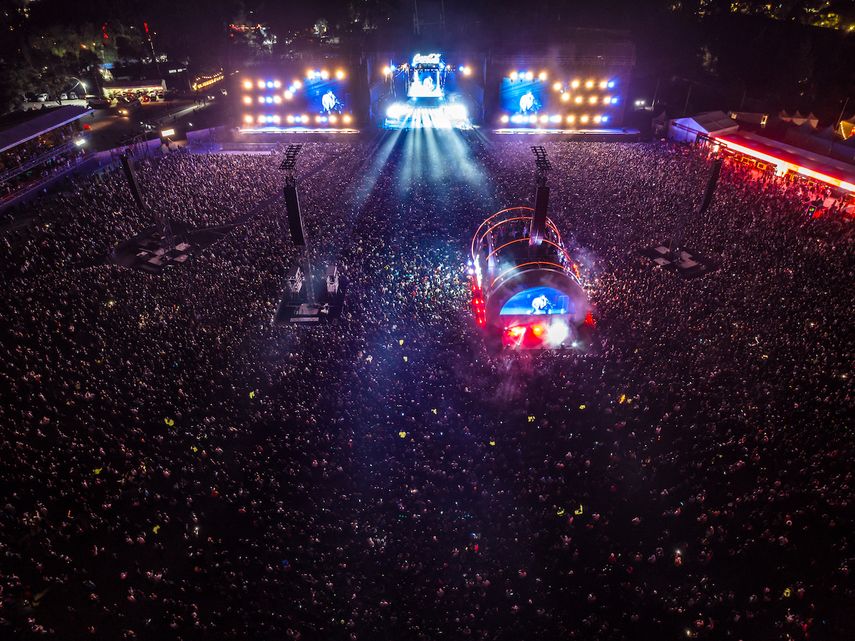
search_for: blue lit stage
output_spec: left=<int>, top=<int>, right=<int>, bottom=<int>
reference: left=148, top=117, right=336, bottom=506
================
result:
left=376, top=53, right=481, bottom=130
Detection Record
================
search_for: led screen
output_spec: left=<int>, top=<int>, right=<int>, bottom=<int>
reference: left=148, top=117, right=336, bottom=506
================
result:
left=499, top=286, right=571, bottom=316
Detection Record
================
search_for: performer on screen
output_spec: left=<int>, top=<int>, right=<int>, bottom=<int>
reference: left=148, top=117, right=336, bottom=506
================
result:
left=530, top=294, right=552, bottom=315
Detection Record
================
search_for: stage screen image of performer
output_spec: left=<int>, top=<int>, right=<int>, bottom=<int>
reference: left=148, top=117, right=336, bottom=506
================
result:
left=501, top=71, right=545, bottom=116
left=304, top=71, right=348, bottom=115
left=499, top=286, right=571, bottom=316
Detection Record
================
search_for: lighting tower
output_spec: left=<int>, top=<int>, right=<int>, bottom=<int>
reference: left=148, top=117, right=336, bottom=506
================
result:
left=530, top=145, right=552, bottom=247
left=280, top=144, right=315, bottom=303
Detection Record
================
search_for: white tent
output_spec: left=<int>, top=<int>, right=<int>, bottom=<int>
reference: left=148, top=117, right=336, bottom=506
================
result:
left=669, top=111, right=739, bottom=143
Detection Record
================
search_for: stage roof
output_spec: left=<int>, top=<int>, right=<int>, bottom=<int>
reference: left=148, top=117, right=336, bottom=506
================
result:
left=712, top=131, right=855, bottom=192
left=0, top=106, right=91, bottom=154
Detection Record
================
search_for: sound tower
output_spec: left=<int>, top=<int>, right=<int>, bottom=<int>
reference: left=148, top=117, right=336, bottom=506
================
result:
left=530, top=184, right=550, bottom=247
left=698, top=158, right=723, bottom=215
left=120, top=154, right=146, bottom=210
left=283, top=183, right=306, bottom=246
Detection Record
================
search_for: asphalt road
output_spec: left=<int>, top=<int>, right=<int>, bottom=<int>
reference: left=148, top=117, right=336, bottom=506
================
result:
left=82, top=99, right=222, bottom=151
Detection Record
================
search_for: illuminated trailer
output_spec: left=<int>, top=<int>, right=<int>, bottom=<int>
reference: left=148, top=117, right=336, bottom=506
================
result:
left=469, top=207, right=591, bottom=350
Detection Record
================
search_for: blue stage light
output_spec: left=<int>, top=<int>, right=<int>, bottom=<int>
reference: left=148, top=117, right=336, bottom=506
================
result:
left=602, top=115, right=609, bottom=123
left=607, top=80, right=616, bottom=89
left=266, top=81, right=274, bottom=88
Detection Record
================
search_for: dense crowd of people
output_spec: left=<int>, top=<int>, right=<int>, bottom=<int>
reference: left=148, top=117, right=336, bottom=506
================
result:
left=0, top=135, right=852, bottom=641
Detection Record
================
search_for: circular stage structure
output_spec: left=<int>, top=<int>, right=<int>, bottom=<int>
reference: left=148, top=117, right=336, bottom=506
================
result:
left=469, top=207, right=591, bottom=350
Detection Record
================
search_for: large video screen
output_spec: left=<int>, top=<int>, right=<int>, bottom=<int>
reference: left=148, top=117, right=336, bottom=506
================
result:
left=238, top=67, right=354, bottom=129
left=499, top=70, right=621, bottom=128
left=500, top=286, right=572, bottom=316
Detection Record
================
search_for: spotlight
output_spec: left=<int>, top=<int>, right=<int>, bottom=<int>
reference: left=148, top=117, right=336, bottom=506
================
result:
left=242, top=96, right=252, bottom=105
left=320, top=70, right=330, bottom=80
left=383, top=65, right=391, bottom=76
left=257, top=96, right=264, bottom=104
left=307, top=70, right=316, bottom=80
left=284, top=91, right=293, bottom=100
left=257, top=80, right=265, bottom=89
left=594, top=115, right=602, bottom=124
left=538, top=71, right=547, bottom=81
left=266, top=96, right=274, bottom=104
left=329, top=114, right=338, bottom=123
left=561, top=92, right=570, bottom=102
left=461, top=65, right=472, bottom=76
left=602, top=115, right=609, bottom=123
left=500, top=114, right=509, bottom=124
left=571, top=79, right=580, bottom=89
left=510, top=71, right=519, bottom=81
left=273, top=80, right=282, bottom=88
left=585, top=80, right=594, bottom=89
left=336, top=69, right=345, bottom=80
left=301, top=115, right=309, bottom=123
left=257, top=115, right=266, bottom=124
left=604, top=95, right=612, bottom=104
left=611, top=96, right=619, bottom=104
left=287, top=115, right=295, bottom=124
left=588, top=96, right=597, bottom=105
left=566, top=114, right=576, bottom=124
left=272, top=115, right=281, bottom=124
left=599, top=80, right=607, bottom=89
left=448, top=104, right=468, bottom=120
left=529, top=115, right=537, bottom=123
left=511, top=114, right=524, bottom=124
left=243, top=114, right=253, bottom=124
left=574, top=96, right=583, bottom=104
left=315, top=115, right=322, bottom=123
left=580, top=114, right=589, bottom=123
left=550, top=114, right=561, bottom=123
left=242, top=80, right=253, bottom=90
left=547, top=320, right=570, bottom=345
left=292, top=80, right=302, bottom=89
left=553, top=82, right=562, bottom=92
left=342, top=114, right=352, bottom=124
left=607, top=80, right=616, bottom=88
left=539, top=114, right=548, bottom=124
left=266, top=81, right=274, bottom=88
left=525, top=71, right=534, bottom=81
left=273, top=95, right=282, bottom=104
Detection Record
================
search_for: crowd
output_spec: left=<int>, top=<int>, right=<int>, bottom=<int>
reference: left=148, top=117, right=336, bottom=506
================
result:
left=0, top=135, right=852, bottom=641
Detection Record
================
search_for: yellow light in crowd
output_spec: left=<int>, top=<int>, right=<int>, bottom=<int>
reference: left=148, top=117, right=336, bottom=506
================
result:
left=585, top=80, right=594, bottom=89
left=574, top=95, right=583, bottom=104
left=588, top=96, right=597, bottom=104
left=257, top=79, right=265, bottom=89
left=336, top=69, right=345, bottom=80
left=553, top=82, right=562, bottom=92
left=343, top=114, right=352, bottom=124
left=329, top=114, right=338, bottom=123
left=538, top=71, right=547, bottom=81
left=243, top=114, right=253, bottom=124
left=242, top=80, right=253, bottom=90
left=571, top=79, right=580, bottom=89
left=566, top=114, right=576, bottom=124
left=242, top=96, right=252, bottom=105
left=561, top=92, right=570, bottom=102
left=284, top=90, right=293, bottom=100
left=580, top=114, right=589, bottom=123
